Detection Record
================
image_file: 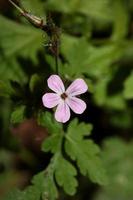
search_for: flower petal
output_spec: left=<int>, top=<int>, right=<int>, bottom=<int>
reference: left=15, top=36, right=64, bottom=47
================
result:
left=66, top=78, right=88, bottom=96
left=47, top=75, right=65, bottom=94
left=42, top=93, right=60, bottom=108
left=66, top=97, right=87, bottom=114
left=55, top=101, right=70, bottom=123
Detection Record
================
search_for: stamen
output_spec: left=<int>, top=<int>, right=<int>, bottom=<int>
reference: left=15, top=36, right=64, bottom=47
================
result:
left=61, top=93, right=68, bottom=100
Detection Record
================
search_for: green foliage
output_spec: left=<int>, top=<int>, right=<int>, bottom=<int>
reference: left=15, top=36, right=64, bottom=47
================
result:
left=2, top=189, right=23, bottom=200
left=39, top=112, right=78, bottom=196
left=0, top=15, right=43, bottom=82
left=54, top=155, right=78, bottom=195
left=46, top=0, right=111, bottom=21
left=0, top=0, right=133, bottom=199
left=123, top=71, right=133, bottom=99
left=29, top=74, right=41, bottom=93
left=0, top=81, right=13, bottom=98
left=61, top=34, right=123, bottom=78
left=2, top=172, right=44, bottom=200
left=65, top=119, right=107, bottom=185
left=112, top=0, right=129, bottom=40
left=38, top=113, right=107, bottom=198
left=42, top=168, right=58, bottom=200
left=11, top=105, right=26, bottom=124
left=94, top=138, right=133, bottom=200
left=60, top=35, right=91, bottom=77
left=21, top=0, right=45, bottom=16
left=38, top=111, right=63, bottom=135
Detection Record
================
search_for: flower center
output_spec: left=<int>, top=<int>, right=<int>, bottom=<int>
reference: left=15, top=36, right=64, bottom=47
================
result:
left=61, top=93, right=68, bottom=100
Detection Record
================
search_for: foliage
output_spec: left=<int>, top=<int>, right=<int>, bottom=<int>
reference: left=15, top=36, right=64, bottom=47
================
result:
left=0, top=0, right=133, bottom=199
left=94, top=138, right=133, bottom=200
left=2, top=112, right=107, bottom=200
left=10, top=105, right=26, bottom=124
left=0, top=15, right=43, bottom=82
left=123, top=71, right=133, bottom=99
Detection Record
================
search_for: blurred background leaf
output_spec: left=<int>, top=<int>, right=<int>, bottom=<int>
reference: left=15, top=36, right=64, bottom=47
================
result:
left=93, top=138, right=133, bottom=200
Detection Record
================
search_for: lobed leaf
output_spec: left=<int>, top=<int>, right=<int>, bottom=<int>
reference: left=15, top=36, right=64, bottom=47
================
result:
left=65, top=119, right=107, bottom=185
left=37, top=111, right=63, bottom=135
left=55, top=154, right=78, bottom=195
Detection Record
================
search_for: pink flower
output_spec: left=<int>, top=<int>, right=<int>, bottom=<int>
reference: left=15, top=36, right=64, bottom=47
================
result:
left=42, top=75, right=88, bottom=123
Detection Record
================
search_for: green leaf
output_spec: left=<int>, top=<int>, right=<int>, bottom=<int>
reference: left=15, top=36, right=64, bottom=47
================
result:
left=94, top=138, right=133, bottom=200
left=29, top=74, right=41, bottom=93
left=0, top=58, right=27, bottom=83
left=111, top=0, right=129, bottom=40
left=86, top=44, right=123, bottom=78
left=43, top=153, right=77, bottom=197
left=105, top=94, right=126, bottom=110
left=21, top=0, right=45, bottom=16
left=40, top=114, right=78, bottom=196
left=11, top=105, right=26, bottom=124
left=0, top=15, right=43, bottom=82
left=61, top=35, right=91, bottom=77
left=42, top=131, right=63, bottom=153
left=55, top=154, right=78, bottom=195
left=93, top=76, right=126, bottom=110
left=1, top=170, right=57, bottom=200
left=65, top=118, right=93, bottom=139
left=42, top=171, right=58, bottom=200
left=46, top=0, right=111, bottom=21
left=78, top=0, right=111, bottom=21
left=38, top=111, right=63, bottom=135
left=65, top=119, right=107, bottom=185
left=2, top=189, right=23, bottom=200
left=0, top=81, right=13, bottom=98
left=123, top=71, right=133, bottom=99
left=61, top=34, right=123, bottom=78
left=38, top=112, right=63, bottom=153
left=23, top=172, right=45, bottom=200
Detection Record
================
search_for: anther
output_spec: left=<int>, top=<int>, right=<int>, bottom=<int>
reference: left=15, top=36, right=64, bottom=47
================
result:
left=61, top=93, right=68, bottom=100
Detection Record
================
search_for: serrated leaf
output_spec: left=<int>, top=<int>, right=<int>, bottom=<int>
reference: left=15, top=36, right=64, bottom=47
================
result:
left=40, top=115, right=78, bottom=196
left=42, top=132, right=63, bottom=153
left=66, top=118, right=93, bottom=139
left=123, top=71, right=133, bottom=99
left=65, top=119, right=107, bottom=185
left=38, top=111, right=63, bottom=135
left=23, top=172, right=45, bottom=200
left=43, top=170, right=58, bottom=200
left=11, top=105, right=26, bottom=124
left=55, top=154, right=78, bottom=195
left=38, top=112, right=64, bottom=153
left=1, top=170, right=57, bottom=200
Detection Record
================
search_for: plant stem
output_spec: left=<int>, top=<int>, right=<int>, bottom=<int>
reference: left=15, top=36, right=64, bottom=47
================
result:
left=55, top=55, right=59, bottom=75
